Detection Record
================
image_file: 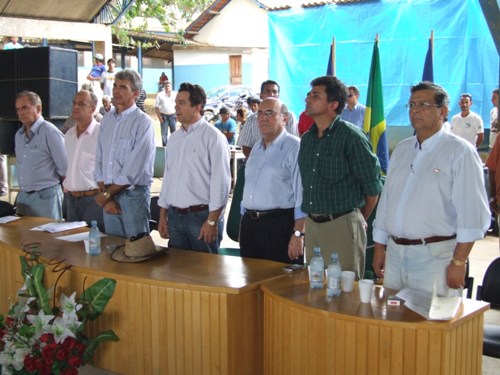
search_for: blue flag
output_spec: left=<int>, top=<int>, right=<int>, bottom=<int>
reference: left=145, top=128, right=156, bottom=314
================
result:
left=422, top=37, right=434, bottom=82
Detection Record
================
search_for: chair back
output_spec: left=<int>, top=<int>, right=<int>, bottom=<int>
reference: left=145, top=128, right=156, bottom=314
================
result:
left=226, top=163, right=245, bottom=242
left=477, top=257, right=500, bottom=307
left=154, top=146, right=166, bottom=178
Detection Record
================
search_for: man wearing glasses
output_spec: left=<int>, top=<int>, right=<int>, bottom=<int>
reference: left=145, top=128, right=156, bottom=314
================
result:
left=340, top=85, right=366, bottom=129
left=450, top=93, right=484, bottom=148
left=239, top=98, right=305, bottom=264
left=299, top=76, right=382, bottom=279
left=372, top=81, right=490, bottom=296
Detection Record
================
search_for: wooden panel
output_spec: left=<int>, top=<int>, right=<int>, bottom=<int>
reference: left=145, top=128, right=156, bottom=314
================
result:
left=262, top=272, right=488, bottom=375
left=0, top=217, right=287, bottom=375
left=229, top=55, right=242, bottom=85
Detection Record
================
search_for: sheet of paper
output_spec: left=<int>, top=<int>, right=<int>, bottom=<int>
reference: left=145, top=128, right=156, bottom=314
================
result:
left=30, top=221, right=88, bottom=233
left=0, top=216, right=21, bottom=224
left=56, top=232, right=107, bottom=242
left=396, top=280, right=462, bottom=320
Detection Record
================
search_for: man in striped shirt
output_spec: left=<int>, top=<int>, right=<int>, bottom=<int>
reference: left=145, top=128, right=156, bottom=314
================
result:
left=94, top=69, right=155, bottom=239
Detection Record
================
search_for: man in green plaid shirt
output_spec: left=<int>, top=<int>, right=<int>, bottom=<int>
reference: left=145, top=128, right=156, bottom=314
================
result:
left=299, top=76, right=382, bottom=279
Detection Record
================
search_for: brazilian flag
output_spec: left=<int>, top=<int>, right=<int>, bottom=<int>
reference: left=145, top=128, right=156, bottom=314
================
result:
left=363, top=40, right=389, bottom=174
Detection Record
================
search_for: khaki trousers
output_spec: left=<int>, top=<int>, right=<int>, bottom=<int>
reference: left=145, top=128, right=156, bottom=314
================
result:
left=305, top=210, right=367, bottom=279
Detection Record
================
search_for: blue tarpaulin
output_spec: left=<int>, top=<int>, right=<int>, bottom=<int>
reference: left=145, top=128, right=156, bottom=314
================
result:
left=268, top=0, right=498, bottom=127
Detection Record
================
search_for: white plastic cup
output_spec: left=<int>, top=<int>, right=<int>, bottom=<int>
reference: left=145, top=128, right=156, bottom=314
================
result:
left=359, top=279, right=374, bottom=303
left=84, top=239, right=90, bottom=254
left=341, top=271, right=356, bottom=292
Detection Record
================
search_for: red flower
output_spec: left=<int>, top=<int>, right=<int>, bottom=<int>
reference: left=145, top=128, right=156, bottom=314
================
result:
left=56, top=347, right=69, bottom=361
left=64, top=336, right=77, bottom=350
left=68, top=355, right=83, bottom=367
left=40, top=333, right=53, bottom=343
left=24, top=355, right=38, bottom=372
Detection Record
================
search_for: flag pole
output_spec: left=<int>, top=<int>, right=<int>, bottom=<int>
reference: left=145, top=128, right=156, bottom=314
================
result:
left=331, top=36, right=336, bottom=76
left=430, top=29, right=434, bottom=56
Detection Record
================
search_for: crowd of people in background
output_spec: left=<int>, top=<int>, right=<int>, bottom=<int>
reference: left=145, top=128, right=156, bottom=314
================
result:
left=0, top=39, right=498, bottom=297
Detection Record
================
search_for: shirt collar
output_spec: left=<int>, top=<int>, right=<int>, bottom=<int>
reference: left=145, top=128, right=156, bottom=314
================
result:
left=181, top=117, right=205, bottom=133
left=112, top=104, right=138, bottom=118
left=83, top=119, right=99, bottom=136
left=311, top=115, right=340, bottom=135
left=21, top=116, right=44, bottom=135
left=256, top=128, right=287, bottom=150
left=415, top=126, right=446, bottom=152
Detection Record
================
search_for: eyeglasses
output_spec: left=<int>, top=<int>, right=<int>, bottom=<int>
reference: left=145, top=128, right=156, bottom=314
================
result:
left=348, top=94, right=355, bottom=98
left=257, top=110, right=279, bottom=118
left=405, top=102, right=440, bottom=111
left=72, top=101, right=90, bottom=107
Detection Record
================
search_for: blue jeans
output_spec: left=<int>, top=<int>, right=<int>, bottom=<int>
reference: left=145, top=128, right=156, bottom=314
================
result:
left=384, top=238, right=460, bottom=297
left=160, top=114, right=177, bottom=146
left=66, top=193, right=104, bottom=231
left=167, top=206, right=223, bottom=253
left=17, top=185, right=63, bottom=220
left=104, top=186, right=150, bottom=239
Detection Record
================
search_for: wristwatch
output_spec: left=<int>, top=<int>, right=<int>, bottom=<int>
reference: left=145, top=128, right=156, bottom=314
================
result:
left=207, top=219, right=217, bottom=226
left=293, top=230, right=304, bottom=237
left=451, top=257, right=466, bottom=266
left=103, top=191, right=111, bottom=200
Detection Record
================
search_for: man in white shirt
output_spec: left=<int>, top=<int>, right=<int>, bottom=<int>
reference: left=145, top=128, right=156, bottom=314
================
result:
left=489, top=89, right=498, bottom=149
left=373, top=82, right=490, bottom=296
left=238, top=80, right=299, bottom=158
left=63, top=90, right=104, bottom=230
left=157, top=83, right=231, bottom=253
left=100, top=58, right=116, bottom=98
left=155, top=82, right=177, bottom=146
left=450, top=93, right=484, bottom=148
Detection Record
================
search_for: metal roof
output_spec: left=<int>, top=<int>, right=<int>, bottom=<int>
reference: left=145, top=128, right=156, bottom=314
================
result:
left=0, top=0, right=117, bottom=23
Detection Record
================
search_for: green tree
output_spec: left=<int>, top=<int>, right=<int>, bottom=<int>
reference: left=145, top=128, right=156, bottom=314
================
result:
left=113, top=0, right=212, bottom=47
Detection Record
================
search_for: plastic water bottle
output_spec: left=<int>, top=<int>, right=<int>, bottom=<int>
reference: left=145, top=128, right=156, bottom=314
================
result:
left=327, top=253, right=342, bottom=297
left=309, top=247, right=324, bottom=289
left=89, top=220, right=101, bottom=256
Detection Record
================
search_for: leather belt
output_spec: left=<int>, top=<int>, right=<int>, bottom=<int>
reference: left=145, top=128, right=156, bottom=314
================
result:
left=308, top=209, right=355, bottom=223
left=245, top=208, right=293, bottom=219
left=391, top=234, right=456, bottom=246
left=69, top=189, right=100, bottom=198
left=172, top=204, right=208, bottom=214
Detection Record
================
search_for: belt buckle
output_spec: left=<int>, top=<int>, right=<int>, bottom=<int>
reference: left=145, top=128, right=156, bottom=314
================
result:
left=249, top=211, right=260, bottom=219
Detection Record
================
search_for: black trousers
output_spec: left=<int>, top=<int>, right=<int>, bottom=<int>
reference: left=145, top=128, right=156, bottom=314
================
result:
left=239, top=208, right=303, bottom=264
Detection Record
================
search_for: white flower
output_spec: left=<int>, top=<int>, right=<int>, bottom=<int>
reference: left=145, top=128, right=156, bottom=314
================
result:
left=0, top=351, right=14, bottom=375
left=12, top=348, right=30, bottom=371
left=51, top=316, right=76, bottom=344
left=27, top=310, right=55, bottom=339
left=60, top=292, right=82, bottom=322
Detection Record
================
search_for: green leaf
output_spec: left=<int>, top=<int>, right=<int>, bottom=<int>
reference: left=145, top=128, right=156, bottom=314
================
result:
left=80, top=278, right=116, bottom=321
left=83, top=329, right=119, bottom=363
left=31, top=263, right=52, bottom=315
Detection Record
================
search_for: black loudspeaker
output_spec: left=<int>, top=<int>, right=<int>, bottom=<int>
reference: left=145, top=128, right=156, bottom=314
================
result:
left=0, top=47, right=78, bottom=120
left=0, top=120, right=20, bottom=156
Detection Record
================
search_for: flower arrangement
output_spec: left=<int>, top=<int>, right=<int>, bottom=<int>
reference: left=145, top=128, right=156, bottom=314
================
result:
left=0, top=252, right=118, bottom=375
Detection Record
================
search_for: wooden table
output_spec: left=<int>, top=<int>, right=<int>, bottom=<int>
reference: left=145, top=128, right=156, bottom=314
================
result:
left=262, top=271, right=489, bottom=375
left=0, top=217, right=287, bottom=375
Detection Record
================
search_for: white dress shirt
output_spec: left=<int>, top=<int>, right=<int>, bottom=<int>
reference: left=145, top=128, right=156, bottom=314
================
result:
left=373, top=128, right=490, bottom=244
left=158, top=118, right=231, bottom=211
left=63, top=119, right=100, bottom=192
left=155, top=90, right=176, bottom=115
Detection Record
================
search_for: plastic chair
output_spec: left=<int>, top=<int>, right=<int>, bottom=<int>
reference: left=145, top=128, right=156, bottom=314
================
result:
left=476, top=257, right=500, bottom=358
left=218, top=164, right=245, bottom=256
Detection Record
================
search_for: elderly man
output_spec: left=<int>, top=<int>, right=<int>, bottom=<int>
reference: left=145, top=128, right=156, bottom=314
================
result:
left=94, top=69, right=155, bottom=239
left=340, top=85, right=366, bottom=129
left=240, top=98, right=305, bottom=263
left=239, top=80, right=299, bottom=158
left=299, top=76, right=382, bottom=279
left=155, top=81, right=177, bottom=146
left=63, top=90, right=104, bottom=230
left=157, top=83, right=231, bottom=253
left=373, top=82, right=490, bottom=296
left=15, top=91, right=67, bottom=219
left=450, top=93, right=484, bottom=148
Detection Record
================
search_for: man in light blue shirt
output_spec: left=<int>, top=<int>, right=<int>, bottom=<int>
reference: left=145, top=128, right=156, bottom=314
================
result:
left=94, top=69, right=155, bottom=239
left=340, top=85, right=366, bottom=129
left=240, top=98, right=305, bottom=264
left=14, top=91, right=67, bottom=219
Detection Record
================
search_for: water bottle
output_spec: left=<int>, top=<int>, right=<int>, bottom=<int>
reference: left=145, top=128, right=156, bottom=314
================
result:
left=309, top=247, right=324, bottom=289
left=89, top=220, right=101, bottom=256
left=327, top=253, right=342, bottom=297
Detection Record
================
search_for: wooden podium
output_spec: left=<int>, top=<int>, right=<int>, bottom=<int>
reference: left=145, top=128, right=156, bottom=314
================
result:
left=261, top=271, right=489, bottom=375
